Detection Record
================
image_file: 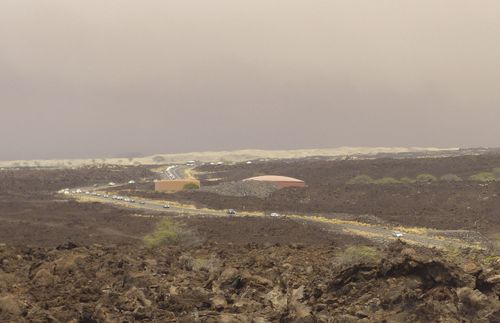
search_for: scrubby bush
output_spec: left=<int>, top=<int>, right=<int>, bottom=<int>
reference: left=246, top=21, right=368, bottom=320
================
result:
left=335, top=246, right=381, bottom=266
left=400, top=177, right=416, bottom=184
left=347, top=175, right=374, bottom=185
left=416, top=173, right=438, bottom=183
left=440, top=174, right=463, bottom=182
left=373, top=177, right=401, bottom=185
left=468, top=172, right=496, bottom=182
left=183, top=182, right=200, bottom=190
left=152, top=155, right=166, bottom=163
left=143, top=219, right=180, bottom=248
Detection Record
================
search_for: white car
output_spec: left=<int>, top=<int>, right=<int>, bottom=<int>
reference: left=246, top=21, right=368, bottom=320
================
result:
left=392, top=231, right=404, bottom=238
left=128, top=180, right=136, bottom=184
left=270, top=213, right=280, bottom=217
left=108, top=182, right=116, bottom=186
left=163, top=204, right=170, bottom=209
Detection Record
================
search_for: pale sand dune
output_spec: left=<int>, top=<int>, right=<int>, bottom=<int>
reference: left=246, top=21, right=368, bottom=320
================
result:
left=0, top=147, right=458, bottom=168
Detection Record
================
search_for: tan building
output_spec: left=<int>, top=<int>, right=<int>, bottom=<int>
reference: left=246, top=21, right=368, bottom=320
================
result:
left=243, top=175, right=305, bottom=188
left=155, top=179, right=201, bottom=192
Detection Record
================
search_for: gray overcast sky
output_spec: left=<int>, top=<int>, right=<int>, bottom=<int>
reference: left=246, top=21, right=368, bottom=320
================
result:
left=1, top=1, right=499, bottom=160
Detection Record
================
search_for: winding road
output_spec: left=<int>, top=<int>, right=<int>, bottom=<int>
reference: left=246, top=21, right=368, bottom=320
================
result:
left=69, top=186, right=489, bottom=251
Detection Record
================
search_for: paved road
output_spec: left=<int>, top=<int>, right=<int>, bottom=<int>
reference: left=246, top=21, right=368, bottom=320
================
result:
left=70, top=190, right=488, bottom=251
left=163, top=165, right=190, bottom=180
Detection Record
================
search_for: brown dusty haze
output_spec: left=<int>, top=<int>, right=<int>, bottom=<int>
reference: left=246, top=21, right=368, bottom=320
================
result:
left=1, top=1, right=499, bottom=160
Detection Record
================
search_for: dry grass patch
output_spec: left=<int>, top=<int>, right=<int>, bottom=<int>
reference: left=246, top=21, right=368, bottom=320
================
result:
left=335, top=245, right=381, bottom=266
left=143, top=219, right=181, bottom=248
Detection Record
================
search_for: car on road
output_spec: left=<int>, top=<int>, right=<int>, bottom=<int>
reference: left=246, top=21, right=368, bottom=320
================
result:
left=139, top=201, right=145, bottom=205
left=128, top=180, right=136, bottom=184
left=163, top=204, right=170, bottom=209
left=270, top=213, right=280, bottom=217
left=392, top=231, right=404, bottom=238
left=108, top=182, right=116, bottom=186
left=227, top=209, right=236, bottom=215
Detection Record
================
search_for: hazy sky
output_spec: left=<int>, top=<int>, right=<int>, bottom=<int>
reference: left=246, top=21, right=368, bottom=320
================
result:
left=1, top=1, right=499, bottom=160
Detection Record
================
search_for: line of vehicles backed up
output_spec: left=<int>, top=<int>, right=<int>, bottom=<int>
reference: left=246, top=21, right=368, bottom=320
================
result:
left=61, top=189, right=147, bottom=205
left=226, top=209, right=281, bottom=218
left=60, top=188, right=405, bottom=238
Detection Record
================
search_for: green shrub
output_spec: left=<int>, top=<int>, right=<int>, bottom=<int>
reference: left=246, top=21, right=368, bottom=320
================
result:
left=416, top=173, right=438, bottom=183
left=143, top=219, right=180, bottom=248
left=400, top=177, right=416, bottom=184
left=373, top=177, right=401, bottom=185
left=440, top=174, right=463, bottom=182
left=183, top=182, right=200, bottom=190
left=347, top=175, right=374, bottom=185
left=468, top=172, right=496, bottom=182
left=335, top=246, right=381, bottom=266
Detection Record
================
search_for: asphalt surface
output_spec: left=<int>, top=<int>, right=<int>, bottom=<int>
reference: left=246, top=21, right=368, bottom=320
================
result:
left=163, top=165, right=190, bottom=180
left=69, top=187, right=488, bottom=251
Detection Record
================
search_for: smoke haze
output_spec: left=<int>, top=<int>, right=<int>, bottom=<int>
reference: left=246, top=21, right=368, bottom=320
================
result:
left=1, top=1, right=499, bottom=159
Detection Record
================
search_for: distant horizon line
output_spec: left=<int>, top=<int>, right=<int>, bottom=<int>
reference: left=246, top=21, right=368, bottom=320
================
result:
left=2, top=145, right=490, bottom=163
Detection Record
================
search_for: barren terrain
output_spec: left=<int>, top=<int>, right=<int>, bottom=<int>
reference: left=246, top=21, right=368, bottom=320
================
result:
left=0, top=159, right=499, bottom=322
left=161, top=154, right=500, bottom=236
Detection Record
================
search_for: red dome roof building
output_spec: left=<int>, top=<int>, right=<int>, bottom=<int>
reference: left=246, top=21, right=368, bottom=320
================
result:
left=243, top=175, right=305, bottom=188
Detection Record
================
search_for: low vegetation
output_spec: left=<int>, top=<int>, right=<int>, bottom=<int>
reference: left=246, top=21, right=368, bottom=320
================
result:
left=440, top=174, right=463, bottom=182
left=335, top=245, right=381, bottom=266
left=399, top=177, right=416, bottom=184
left=468, top=172, right=496, bottom=182
left=183, top=182, right=200, bottom=190
left=373, top=177, right=400, bottom=185
left=415, top=173, right=438, bottom=183
left=143, top=219, right=181, bottom=248
left=347, top=174, right=374, bottom=185
left=152, top=155, right=166, bottom=163
left=348, top=168, right=500, bottom=185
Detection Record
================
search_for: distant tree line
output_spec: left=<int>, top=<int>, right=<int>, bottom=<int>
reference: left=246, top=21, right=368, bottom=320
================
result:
left=348, top=168, right=500, bottom=185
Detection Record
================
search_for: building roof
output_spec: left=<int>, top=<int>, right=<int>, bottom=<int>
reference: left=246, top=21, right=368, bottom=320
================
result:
left=243, top=175, right=304, bottom=183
